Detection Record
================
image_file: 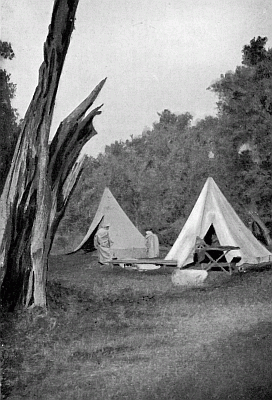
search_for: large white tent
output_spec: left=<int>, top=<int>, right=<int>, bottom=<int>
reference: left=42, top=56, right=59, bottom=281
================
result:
left=72, top=188, right=146, bottom=258
left=165, top=177, right=272, bottom=267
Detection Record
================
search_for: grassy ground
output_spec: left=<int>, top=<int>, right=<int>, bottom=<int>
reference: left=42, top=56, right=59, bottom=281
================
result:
left=2, top=252, right=272, bottom=399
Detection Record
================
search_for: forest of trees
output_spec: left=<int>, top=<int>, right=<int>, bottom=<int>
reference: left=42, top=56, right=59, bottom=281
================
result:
left=1, top=16, right=272, bottom=310
left=54, top=36, right=272, bottom=253
left=2, top=35, right=272, bottom=257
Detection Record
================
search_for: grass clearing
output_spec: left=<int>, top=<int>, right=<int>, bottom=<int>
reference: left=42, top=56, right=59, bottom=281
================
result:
left=2, top=252, right=272, bottom=399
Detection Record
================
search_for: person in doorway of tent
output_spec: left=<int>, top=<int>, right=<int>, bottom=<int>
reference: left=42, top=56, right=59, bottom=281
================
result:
left=145, top=229, right=160, bottom=258
left=94, top=223, right=113, bottom=265
left=211, top=233, right=220, bottom=247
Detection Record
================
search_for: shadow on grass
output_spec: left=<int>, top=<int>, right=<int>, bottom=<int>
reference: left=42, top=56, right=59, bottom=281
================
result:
left=138, top=321, right=272, bottom=400
left=1, top=310, right=24, bottom=399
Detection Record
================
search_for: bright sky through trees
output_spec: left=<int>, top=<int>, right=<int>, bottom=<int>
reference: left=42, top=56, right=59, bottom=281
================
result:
left=2, top=0, right=272, bottom=156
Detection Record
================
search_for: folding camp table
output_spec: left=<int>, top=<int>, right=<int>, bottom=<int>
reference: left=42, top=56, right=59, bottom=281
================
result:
left=195, top=245, right=241, bottom=275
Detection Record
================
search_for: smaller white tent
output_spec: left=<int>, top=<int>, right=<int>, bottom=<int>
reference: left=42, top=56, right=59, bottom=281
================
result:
left=165, top=177, right=272, bottom=267
left=72, top=188, right=146, bottom=258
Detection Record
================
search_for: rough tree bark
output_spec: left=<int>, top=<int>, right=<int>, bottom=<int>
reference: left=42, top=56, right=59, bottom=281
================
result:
left=0, top=0, right=106, bottom=310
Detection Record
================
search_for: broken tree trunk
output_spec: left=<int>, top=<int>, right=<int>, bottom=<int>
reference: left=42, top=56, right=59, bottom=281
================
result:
left=47, top=78, right=106, bottom=255
left=0, top=0, right=106, bottom=311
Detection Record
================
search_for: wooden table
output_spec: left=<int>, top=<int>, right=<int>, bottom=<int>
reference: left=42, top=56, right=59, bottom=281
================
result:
left=195, top=245, right=241, bottom=275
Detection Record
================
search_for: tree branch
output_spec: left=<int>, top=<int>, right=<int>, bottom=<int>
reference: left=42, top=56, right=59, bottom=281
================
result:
left=48, top=79, right=106, bottom=189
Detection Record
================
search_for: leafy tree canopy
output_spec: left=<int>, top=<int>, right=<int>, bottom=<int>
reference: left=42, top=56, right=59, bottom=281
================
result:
left=0, top=41, right=19, bottom=195
left=209, top=36, right=272, bottom=226
left=0, top=41, right=15, bottom=60
left=55, top=37, right=272, bottom=252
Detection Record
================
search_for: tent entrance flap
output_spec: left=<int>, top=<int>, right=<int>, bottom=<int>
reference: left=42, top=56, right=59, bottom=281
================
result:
left=81, top=217, right=103, bottom=252
left=203, top=224, right=219, bottom=246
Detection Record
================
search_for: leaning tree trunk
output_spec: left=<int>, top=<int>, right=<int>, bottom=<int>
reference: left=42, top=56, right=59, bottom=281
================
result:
left=0, top=0, right=106, bottom=310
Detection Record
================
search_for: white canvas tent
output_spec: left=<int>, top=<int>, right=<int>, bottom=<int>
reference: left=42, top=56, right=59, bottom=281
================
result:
left=165, top=177, right=272, bottom=267
left=72, top=188, right=146, bottom=258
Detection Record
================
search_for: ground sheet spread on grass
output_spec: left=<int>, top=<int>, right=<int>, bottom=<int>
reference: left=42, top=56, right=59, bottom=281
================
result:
left=2, top=252, right=272, bottom=399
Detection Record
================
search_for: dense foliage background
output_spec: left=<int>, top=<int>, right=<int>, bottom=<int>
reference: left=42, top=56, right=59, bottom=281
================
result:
left=53, top=37, right=272, bottom=252
left=0, top=41, right=20, bottom=196
left=2, top=38, right=272, bottom=252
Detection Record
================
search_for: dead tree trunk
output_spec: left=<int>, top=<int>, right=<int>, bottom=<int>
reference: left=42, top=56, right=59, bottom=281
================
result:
left=0, top=0, right=106, bottom=310
left=45, top=79, right=105, bottom=259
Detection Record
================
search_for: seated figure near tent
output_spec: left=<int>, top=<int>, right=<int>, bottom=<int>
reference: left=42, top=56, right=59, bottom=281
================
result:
left=145, top=229, right=160, bottom=258
left=203, top=225, right=226, bottom=263
left=211, top=233, right=220, bottom=247
left=194, top=226, right=226, bottom=267
left=94, top=223, right=113, bottom=265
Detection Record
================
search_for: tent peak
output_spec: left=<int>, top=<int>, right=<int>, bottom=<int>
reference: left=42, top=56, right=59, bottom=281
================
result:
left=206, top=177, right=216, bottom=184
